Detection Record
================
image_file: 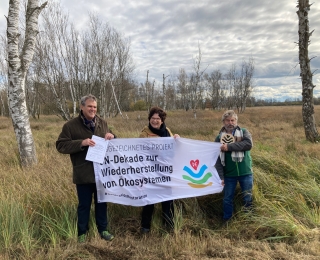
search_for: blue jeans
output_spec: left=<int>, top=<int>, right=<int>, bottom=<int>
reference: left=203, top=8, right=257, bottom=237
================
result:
left=223, top=174, right=253, bottom=220
left=76, top=183, right=108, bottom=236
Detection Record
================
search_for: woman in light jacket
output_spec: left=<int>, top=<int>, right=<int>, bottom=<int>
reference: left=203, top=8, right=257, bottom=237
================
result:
left=139, top=106, right=179, bottom=234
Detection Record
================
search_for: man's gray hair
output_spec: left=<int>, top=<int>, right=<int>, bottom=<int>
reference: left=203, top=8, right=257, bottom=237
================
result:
left=222, top=110, right=238, bottom=121
left=80, top=94, right=97, bottom=106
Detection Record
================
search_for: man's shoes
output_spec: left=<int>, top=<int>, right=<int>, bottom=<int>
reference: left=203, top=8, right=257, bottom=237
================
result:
left=140, top=227, right=150, bottom=234
left=78, top=234, right=86, bottom=243
left=100, top=231, right=114, bottom=241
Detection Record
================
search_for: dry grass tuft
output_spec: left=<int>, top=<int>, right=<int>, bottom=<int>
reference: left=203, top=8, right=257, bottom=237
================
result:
left=0, top=106, right=320, bottom=259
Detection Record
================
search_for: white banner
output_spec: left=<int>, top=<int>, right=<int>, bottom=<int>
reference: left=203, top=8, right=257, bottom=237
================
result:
left=93, top=137, right=223, bottom=206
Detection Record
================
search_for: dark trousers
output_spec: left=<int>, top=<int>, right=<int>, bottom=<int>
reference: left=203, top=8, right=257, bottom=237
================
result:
left=76, top=183, right=107, bottom=236
left=141, top=200, right=174, bottom=229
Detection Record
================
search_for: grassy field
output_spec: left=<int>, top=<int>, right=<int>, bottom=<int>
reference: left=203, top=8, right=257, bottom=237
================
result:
left=0, top=106, right=320, bottom=259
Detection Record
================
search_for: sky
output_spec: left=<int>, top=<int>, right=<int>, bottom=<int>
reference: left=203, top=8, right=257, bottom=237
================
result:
left=1, top=0, right=320, bottom=101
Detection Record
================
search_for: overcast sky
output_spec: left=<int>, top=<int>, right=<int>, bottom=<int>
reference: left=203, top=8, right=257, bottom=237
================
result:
left=1, top=0, right=320, bottom=101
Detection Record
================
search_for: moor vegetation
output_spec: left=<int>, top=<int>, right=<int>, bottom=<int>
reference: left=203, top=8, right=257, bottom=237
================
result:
left=0, top=106, right=320, bottom=259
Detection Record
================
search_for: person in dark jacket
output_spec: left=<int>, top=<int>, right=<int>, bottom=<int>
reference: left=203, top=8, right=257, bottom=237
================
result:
left=56, top=94, right=115, bottom=243
left=215, top=110, right=253, bottom=221
left=139, top=106, right=179, bottom=234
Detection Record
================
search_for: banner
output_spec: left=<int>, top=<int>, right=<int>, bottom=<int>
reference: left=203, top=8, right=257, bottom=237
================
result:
left=93, top=137, right=223, bottom=206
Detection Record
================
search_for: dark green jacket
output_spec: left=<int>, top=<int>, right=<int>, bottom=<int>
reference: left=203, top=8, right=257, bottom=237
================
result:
left=56, top=113, right=112, bottom=184
left=214, top=128, right=253, bottom=178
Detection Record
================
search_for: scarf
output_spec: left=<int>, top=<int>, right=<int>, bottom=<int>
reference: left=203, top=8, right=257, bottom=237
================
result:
left=219, top=125, right=244, bottom=166
left=148, top=122, right=170, bottom=137
left=81, top=112, right=96, bottom=133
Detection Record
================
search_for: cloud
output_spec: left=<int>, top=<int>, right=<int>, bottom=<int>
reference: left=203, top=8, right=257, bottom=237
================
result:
left=0, top=0, right=319, bottom=101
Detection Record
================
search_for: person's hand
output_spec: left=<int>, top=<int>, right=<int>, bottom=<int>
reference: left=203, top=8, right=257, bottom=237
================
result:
left=173, top=134, right=180, bottom=139
left=220, top=143, right=228, bottom=152
left=105, top=133, right=115, bottom=140
left=82, top=138, right=95, bottom=147
left=221, top=180, right=225, bottom=186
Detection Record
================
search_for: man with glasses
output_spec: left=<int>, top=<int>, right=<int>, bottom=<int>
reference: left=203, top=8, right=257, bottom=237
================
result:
left=56, top=94, right=115, bottom=243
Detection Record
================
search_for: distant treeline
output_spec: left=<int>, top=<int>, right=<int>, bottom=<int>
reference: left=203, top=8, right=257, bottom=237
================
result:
left=252, top=97, right=320, bottom=107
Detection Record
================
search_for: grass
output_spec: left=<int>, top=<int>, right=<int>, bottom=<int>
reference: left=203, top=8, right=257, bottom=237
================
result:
left=0, top=106, right=320, bottom=259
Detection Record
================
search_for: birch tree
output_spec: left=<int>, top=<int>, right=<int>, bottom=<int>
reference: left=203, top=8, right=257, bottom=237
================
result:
left=0, top=36, right=8, bottom=116
left=161, top=74, right=170, bottom=110
left=297, top=0, right=319, bottom=142
left=204, top=69, right=223, bottom=110
left=34, top=2, right=71, bottom=120
left=191, top=45, right=207, bottom=118
left=6, top=0, right=47, bottom=166
left=176, top=68, right=189, bottom=110
left=238, top=58, right=254, bottom=113
left=143, top=70, right=155, bottom=111
left=224, top=64, right=238, bottom=110
left=164, top=76, right=176, bottom=110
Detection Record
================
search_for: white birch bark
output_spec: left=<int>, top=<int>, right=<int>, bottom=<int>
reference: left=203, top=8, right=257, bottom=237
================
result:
left=7, top=0, right=47, bottom=166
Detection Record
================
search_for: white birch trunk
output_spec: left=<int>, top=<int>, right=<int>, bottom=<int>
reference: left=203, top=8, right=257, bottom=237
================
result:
left=7, top=0, right=47, bottom=166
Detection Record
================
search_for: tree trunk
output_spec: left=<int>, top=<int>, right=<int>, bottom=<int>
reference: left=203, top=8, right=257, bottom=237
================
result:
left=7, top=0, right=47, bottom=166
left=297, top=0, right=319, bottom=142
left=163, top=74, right=168, bottom=110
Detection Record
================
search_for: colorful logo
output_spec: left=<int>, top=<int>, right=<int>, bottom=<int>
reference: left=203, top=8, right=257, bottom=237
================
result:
left=182, top=159, right=212, bottom=188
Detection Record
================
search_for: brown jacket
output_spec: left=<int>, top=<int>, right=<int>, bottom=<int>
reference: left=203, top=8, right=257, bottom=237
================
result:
left=56, top=113, right=111, bottom=184
left=139, top=125, right=173, bottom=138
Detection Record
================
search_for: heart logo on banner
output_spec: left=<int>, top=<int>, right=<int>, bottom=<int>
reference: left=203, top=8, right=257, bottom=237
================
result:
left=190, top=160, right=199, bottom=170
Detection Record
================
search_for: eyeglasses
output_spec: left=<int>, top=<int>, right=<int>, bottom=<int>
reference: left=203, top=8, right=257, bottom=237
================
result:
left=151, top=117, right=161, bottom=121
